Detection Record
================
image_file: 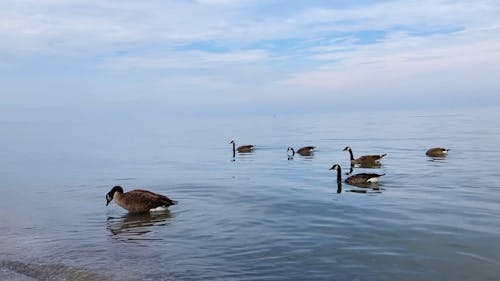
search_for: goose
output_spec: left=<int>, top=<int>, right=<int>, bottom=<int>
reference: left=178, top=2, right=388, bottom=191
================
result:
left=287, top=146, right=315, bottom=156
left=329, top=164, right=385, bottom=187
left=230, top=140, right=254, bottom=156
left=343, top=146, right=386, bottom=167
left=106, top=186, right=177, bottom=213
left=426, top=147, right=449, bottom=157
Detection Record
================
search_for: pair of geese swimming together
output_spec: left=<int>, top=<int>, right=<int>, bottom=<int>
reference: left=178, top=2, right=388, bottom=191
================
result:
left=106, top=145, right=449, bottom=213
left=230, top=141, right=316, bottom=158
left=230, top=140, right=316, bottom=157
left=333, top=146, right=386, bottom=187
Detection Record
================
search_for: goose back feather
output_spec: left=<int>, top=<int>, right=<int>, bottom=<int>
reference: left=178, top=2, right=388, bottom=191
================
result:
left=345, top=173, right=385, bottom=186
left=296, top=146, right=315, bottom=156
left=344, top=146, right=386, bottom=166
left=237, top=145, right=255, bottom=153
left=426, top=147, right=449, bottom=157
left=330, top=164, right=385, bottom=187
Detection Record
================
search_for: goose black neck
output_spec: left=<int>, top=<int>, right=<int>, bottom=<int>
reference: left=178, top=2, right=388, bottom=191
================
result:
left=348, top=149, right=354, bottom=161
left=111, top=186, right=124, bottom=194
left=336, top=166, right=342, bottom=182
left=291, top=148, right=295, bottom=156
left=232, top=142, right=236, bottom=158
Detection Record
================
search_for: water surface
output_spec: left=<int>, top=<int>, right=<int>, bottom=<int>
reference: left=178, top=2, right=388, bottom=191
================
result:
left=1, top=108, right=500, bottom=280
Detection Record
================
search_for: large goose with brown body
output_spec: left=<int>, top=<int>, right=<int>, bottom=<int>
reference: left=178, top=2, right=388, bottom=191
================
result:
left=426, top=147, right=449, bottom=158
left=329, top=164, right=385, bottom=187
left=230, top=140, right=254, bottom=157
left=106, top=186, right=177, bottom=213
left=343, top=146, right=386, bottom=167
left=287, top=146, right=315, bottom=156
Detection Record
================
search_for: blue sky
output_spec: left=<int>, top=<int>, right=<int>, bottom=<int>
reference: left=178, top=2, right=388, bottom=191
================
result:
left=1, top=0, right=499, bottom=118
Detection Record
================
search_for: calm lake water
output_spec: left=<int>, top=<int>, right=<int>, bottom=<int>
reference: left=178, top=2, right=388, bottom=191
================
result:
left=1, top=107, right=500, bottom=280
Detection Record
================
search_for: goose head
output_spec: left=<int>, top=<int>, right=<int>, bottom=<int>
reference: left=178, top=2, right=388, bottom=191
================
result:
left=343, top=146, right=352, bottom=152
left=329, top=164, right=341, bottom=171
left=229, top=140, right=235, bottom=144
left=329, top=164, right=343, bottom=184
left=106, top=185, right=124, bottom=206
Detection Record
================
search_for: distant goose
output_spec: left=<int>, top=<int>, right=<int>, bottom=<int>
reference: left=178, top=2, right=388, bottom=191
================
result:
left=287, top=146, right=315, bottom=156
left=426, top=147, right=449, bottom=158
left=230, top=140, right=254, bottom=156
left=106, top=186, right=177, bottom=213
left=329, top=164, right=385, bottom=187
left=343, top=146, right=386, bottom=167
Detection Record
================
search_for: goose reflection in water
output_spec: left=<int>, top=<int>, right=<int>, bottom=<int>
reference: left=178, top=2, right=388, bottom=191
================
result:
left=351, top=162, right=382, bottom=169
left=334, top=181, right=382, bottom=194
left=106, top=211, right=173, bottom=241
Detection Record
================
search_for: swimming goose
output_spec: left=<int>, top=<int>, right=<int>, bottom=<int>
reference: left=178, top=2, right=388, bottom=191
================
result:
left=106, top=186, right=177, bottom=213
left=343, top=146, right=386, bottom=167
left=329, top=164, right=385, bottom=187
left=426, top=147, right=449, bottom=158
left=287, top=146, right=315, bottom=156
left=230, top=140, right=254, bottom=156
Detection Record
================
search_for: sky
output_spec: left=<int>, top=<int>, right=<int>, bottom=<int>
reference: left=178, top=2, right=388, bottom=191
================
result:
left=1, top=0, right=499, bottom=119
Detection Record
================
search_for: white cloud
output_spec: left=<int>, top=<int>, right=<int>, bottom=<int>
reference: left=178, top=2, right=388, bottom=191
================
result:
left=102, top=49, right=269, bottom=70
left=279, top=26, right=500, bottom=101
left=1, top=0, right=498, bottom=54
left=1, top=0, right=499, bottom=110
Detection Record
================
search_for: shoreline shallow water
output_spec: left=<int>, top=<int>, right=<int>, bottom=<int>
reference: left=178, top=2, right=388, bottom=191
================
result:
left=0, top=260, right=111, bottom=281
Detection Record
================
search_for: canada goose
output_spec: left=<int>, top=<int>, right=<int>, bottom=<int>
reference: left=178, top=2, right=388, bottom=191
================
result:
left=230, top=140, right=254, bottom=156
left=329, top=164, right=385, bottom=187
left=287, top=146, right=315, bottom=156
left=106, top=186, right=177, bottom=213
left=426, top=147, right=449, bottom=157
left=343, top=146, right=386, bottom=167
